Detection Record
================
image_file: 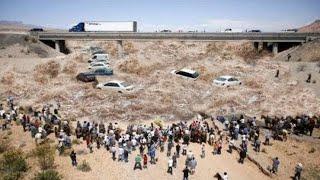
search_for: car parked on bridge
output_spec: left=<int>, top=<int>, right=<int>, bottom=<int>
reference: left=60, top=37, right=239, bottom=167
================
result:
left=247, top=29, right=261, bottom=33
left=96, top=80, right=134, bottom=92
left=29, top=28, right=44, bottom=32
left=160, top=29, right=172, bottom=33
left=171, top=68, right=200, bottom=80
left=213, top=75, right=242, bottom=87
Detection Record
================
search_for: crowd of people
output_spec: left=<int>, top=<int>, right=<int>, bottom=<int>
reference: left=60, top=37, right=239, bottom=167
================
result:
left=1, top=96, right=319, bottom=180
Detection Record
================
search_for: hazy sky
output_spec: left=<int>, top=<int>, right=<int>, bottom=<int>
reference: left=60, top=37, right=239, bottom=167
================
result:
left=0, top=0, right=319, bottom=32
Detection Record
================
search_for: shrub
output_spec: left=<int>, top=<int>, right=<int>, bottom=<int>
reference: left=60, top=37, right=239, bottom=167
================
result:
left=31, top=37, right=38, bottom=43
left=33, top=169, right=62, bottom=180
left=309, top=147, right=316, bottom=153
left=33, top=143, right=55, bottom=170
left=62, top=61, right=77, bottom=75
left=0, top=138, right=12, bottom=153
left=24, top=36, right=31, bottom=42
left=77, top=160, right=91, bottom=172
left=33, top=60, right=60, bottom=83
left=0, top=149, right=28, bottom=179
left=74, top=54, right=85, bottom=63
left=123, top=41, right=138, bottom=54
left=1, top=72, right=15, bottom=85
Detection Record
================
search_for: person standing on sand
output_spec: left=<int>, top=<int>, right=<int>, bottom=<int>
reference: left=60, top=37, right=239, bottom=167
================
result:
left=172, top=153, right=177, bottom=168
left=143, top=154, right=148, bottom=168
left=228, top=139, right=234, bottom=153
left=271, top=157, right=280, bottom=174
left=183, top=166, right=191, bottom=180
left=176, top=143, right=181, bottom=157
left=70, top=150, right=77, bottom=167
left=111, top=145, right=116, bottom=161
left=294, top=163, right=303, bottom=180
left=124, top=148, right=129, bottom=163
left=222, top=172, right=228, bottom=180
left=189, top=157, right=197, bottom=174
left=201, top=144, right=205, bottom=158
left=134, top=154, right=142, bottom=170
left=182, top=144, right=187, bottom=155
left=239, top=148, right=246, bottom=164
left=167, top=157, right=173, bottom=174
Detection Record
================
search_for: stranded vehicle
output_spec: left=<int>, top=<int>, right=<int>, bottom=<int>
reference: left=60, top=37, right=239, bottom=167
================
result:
left=213, top=75, right=242, bottom=86
left=96, top=80, right=134, bottom=92
left=76, top=68, right=113, bottom=82
left=171, top=68, right=200, bottom=80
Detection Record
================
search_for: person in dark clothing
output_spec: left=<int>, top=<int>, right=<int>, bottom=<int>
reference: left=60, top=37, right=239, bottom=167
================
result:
left=287, top=53, right=291, bottom=61
left=275, top=69, right=280, bottom=78
left=70, top=150, right=77, bottom=166
left=306, top=74, right=311, bottom=83
left=309, top=118, right=316, bottom=136
left=176, top=143, right=181, bottom=157
left=239, top=148, right=246, bottom=164
left=183, top=166, right=191, bottom=180
left=294, top=163, right=303, bottom=180
left=139, top=145, right=144, bottom=155
left=124, top=149, right=129, bottom=162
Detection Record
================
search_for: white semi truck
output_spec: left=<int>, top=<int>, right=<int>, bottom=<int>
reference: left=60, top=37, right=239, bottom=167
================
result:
left=69, top=21, right=137, bottom=32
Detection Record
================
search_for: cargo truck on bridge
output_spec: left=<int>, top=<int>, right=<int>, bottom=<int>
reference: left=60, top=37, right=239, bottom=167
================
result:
left=69, top=21, right=137, bottom=32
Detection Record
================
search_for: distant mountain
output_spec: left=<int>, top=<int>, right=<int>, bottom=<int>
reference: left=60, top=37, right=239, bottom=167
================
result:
left=0, top=20, right=63, bottom=32
left=0, top=20, right=23, bottom=25
left=298, top=20, right=320, bottom=33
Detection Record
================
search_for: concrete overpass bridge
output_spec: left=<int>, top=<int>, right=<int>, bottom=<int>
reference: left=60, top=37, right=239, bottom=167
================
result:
left=34, top=32, right=320, bottom=54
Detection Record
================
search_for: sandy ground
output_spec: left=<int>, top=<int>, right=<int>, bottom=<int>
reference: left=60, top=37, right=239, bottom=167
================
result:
left=1, top=122, right=270, bottom=180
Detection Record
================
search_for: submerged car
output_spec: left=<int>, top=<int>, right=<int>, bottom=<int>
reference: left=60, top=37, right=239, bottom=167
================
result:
left=88, top=62, right=110, bottom=70
left=171, top=68, right=200, bottom=80
left=76, top=68, right=113, bottom=82
left=96, top=80, right=133, bottom=92
left=76, top=73, right=96, bottom=82
left=213, top=76, right=241, bottom=86
left=88, top=54, right=109, bottom=63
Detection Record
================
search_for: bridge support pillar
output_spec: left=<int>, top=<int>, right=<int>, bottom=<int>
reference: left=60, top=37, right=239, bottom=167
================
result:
left=253, top=42, right=259, bottom=51
left=55, top=40, right=60, bottom=52
left=117, top=40, right=123, bottom=58
left=272, top=43, right=278, bottom=55
left=262, top=42, right=268, bottom=50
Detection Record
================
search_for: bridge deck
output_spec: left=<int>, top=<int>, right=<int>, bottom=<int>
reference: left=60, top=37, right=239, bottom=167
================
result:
left=36, top=32, right=320, bottom=42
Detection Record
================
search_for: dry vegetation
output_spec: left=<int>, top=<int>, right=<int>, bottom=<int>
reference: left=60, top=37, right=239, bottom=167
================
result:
left=62, top=61, right=77, bottom=75
left=1, top=71, right=15, bottom=85
left=33, top=60, right=60, bottom=83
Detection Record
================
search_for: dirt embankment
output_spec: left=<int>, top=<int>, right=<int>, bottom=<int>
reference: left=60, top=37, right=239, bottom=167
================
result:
left=0, top=33, right=62, bottom=58
left=273, top=39, right=320, bottom=62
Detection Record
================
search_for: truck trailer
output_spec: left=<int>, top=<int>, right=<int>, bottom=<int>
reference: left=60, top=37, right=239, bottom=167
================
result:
left=69, top=21, right=137, bottom=32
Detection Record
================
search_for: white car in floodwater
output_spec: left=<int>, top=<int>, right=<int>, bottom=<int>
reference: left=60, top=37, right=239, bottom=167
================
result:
left=88, top=62, right=110, bottom=70
left=171, top=68, right=200, bottom=80
left=96, top=80, right=134, bottom=92
left=213, top=75, right=242, bottom=86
